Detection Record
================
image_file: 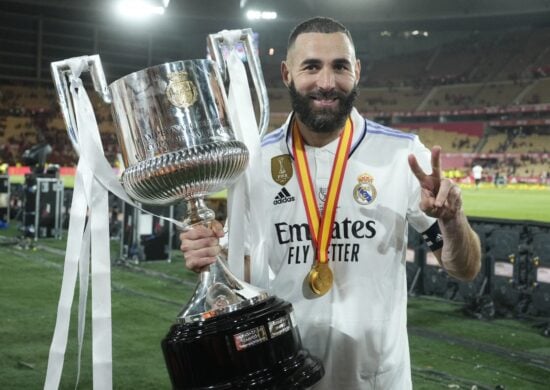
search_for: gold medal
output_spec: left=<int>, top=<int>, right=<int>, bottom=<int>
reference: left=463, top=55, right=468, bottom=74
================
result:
left=308, top=262, right=333, bottom=296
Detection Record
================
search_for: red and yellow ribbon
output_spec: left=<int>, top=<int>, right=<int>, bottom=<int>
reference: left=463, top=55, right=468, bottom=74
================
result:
left=292, top=117, right=353, bottom=265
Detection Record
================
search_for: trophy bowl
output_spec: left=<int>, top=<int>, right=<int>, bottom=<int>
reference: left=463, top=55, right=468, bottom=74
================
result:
left=51, top=30, right=324, bottom=390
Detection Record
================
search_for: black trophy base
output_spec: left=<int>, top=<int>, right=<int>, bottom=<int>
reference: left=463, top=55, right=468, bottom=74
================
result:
left=161, top=296, right=324, bottom=389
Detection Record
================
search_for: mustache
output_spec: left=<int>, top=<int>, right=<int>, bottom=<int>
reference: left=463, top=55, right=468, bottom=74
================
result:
left=307, top=90, right=347, bottom=100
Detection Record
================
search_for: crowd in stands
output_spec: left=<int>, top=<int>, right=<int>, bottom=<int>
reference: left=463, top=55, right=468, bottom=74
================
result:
left=0, top=84, right=120, bottom=167
left=1, top=26, right=550, bottom=185
left=481, top=127, right=550, bottom=154
left=452, top=136, right=476, bottom=151
left=1, top=79, right=549, bottom=182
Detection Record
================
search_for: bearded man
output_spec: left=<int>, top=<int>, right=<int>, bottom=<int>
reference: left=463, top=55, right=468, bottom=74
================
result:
left=181, top=16, right=480, bottom=389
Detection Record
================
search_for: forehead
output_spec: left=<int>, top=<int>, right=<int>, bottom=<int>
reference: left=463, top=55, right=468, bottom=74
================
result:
left=288, top=32, right=356, bottom=64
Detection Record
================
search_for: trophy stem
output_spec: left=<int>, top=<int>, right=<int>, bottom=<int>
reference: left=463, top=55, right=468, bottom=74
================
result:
left=184, top=198, right=216, bottom=228
left=176, top=197, right=269, bottom=322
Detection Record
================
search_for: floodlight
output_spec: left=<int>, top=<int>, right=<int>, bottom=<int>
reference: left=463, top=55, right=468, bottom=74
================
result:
left=115, top=0, right=168, bottom=19
left=246, top=9, right=277, bottom=20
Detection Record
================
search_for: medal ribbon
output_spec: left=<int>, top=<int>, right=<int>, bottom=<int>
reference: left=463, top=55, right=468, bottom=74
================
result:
left=292, top=117, right=353, bottom=264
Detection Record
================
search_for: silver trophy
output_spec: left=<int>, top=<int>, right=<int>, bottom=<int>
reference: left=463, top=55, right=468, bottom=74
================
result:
left=51, top=29, right=323, bottom=389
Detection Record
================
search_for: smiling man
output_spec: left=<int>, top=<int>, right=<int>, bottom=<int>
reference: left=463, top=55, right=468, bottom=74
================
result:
left=181, top=16, right=481, bottom=389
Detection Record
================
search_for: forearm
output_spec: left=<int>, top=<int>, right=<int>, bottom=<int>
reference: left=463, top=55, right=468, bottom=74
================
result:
left=436, top=211, right=481, bottom=281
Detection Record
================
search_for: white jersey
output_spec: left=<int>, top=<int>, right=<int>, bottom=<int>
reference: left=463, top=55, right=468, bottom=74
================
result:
left=244, top=108, right=435, bottom=389
left=472, top=165, right=483, bottom=180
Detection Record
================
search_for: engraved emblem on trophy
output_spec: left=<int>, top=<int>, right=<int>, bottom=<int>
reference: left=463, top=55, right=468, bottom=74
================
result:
left=166, top=72, right=198, bottom=109
left=51, top=29, right=323, bottom=389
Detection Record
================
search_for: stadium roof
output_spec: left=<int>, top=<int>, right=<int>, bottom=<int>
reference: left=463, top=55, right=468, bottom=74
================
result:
left=1, top=0, right=550, bottom=82
left=3, top=0, right=550, bottom=26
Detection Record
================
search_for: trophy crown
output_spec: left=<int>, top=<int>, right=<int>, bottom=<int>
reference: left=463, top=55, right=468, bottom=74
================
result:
left=106, top=59, right=248, bottom=205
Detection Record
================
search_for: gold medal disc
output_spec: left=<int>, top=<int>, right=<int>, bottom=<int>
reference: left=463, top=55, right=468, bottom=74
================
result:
left=308, top=262, right=333, bottom=296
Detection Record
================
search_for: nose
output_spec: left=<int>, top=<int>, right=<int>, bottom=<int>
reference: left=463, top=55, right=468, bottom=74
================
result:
left=316, top=67, right=335, bottom=91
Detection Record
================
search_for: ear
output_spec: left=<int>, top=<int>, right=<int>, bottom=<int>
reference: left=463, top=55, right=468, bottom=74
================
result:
left=281, top=61, right=291, bottom=87
left=355, top=59, right=361, bottom=83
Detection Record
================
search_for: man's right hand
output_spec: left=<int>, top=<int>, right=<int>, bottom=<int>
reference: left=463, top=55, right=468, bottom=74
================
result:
left=179, top=220, right=225, bottom=272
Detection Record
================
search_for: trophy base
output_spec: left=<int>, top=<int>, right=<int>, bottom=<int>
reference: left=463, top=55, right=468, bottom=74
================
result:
left=162, top=296, right=324, bottom=389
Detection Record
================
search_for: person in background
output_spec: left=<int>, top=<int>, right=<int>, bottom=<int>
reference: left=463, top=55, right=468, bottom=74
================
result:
left=180, top=16, right=481, bottom=389
left=472, top=163, right=483, bottom=188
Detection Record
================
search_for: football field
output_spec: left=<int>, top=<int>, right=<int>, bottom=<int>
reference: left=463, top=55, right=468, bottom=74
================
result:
left=461, top=185, right=550, bottom=222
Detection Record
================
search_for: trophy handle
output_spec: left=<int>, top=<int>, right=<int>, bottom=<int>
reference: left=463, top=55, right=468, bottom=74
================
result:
left=51, top=55, right=112, bottom=153
left=207, top=29, right=270, bottom=137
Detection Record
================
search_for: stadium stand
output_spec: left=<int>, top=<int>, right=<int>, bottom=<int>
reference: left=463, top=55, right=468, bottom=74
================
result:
left=356, top=86, right=428, bottom=112
left=364, top=49, right=434, bottom=88
left=520, top=77, right=550, bottom=104
left=0, top=12, right=549, bottom=186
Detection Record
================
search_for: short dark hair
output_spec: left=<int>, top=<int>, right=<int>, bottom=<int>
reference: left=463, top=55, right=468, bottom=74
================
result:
left=287, top=16, right=354, bottom=51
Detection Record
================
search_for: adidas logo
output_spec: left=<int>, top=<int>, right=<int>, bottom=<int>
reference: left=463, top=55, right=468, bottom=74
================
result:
left=273, top=187, right=295, bottom=205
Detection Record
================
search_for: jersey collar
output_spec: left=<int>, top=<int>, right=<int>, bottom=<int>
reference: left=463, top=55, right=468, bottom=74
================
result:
left=284, top=107, right=367, bottom=160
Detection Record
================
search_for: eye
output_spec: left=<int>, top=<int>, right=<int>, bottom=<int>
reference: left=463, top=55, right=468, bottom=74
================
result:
left=334, top=63, right=350, bottom=71
left=303, top=64, right=319, bottom=71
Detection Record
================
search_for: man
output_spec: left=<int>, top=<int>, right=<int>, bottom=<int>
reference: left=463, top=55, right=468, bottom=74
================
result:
left=181, top=17, right=481, bottom=389
left=472, top=164, right=483, bottom=188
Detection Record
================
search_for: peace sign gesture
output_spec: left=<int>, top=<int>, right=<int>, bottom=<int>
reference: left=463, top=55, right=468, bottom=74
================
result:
left=408, top=145, right=462, bottom=221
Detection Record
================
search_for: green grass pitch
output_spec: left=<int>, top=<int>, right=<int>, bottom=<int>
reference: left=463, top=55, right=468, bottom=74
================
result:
left=461, top=185, right=550, bottom=223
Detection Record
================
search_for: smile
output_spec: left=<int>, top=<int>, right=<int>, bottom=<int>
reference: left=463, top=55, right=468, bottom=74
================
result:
left=311, top=96, right=339, bottom=107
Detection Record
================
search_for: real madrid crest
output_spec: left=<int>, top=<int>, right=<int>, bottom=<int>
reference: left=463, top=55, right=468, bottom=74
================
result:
left=166, top=71, right=198, bottom=109
left=318, top=186, right=327, bottom=203
left=271, top=155, right=293, bottom=186
left=353, top=173, right=377, bottom=205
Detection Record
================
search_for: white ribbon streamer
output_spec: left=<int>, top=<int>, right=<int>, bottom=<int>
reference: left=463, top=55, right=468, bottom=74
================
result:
left=44, top=57, right=185, bottom=390
left=75, top=213, right=91, bottom=389
left=220, top=30, right=269, bottom=287
left=44, top=154, right=90, bottom=390
left=45, top=34, right=270, bottom=387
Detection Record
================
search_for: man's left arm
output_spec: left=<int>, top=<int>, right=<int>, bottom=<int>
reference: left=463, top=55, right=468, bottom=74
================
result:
left=434, top=209, right=481, bottom=281
left=409, top=145, right=481, bottom=282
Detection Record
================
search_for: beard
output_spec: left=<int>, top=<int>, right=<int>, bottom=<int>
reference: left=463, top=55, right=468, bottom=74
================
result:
left=288, top=82, right=358, bottom=134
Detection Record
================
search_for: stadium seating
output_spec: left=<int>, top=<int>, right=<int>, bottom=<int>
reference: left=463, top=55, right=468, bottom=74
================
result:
left=420, top=83, right=481, bottom=110
left=1, top=26, right=550, bottom=172
left=520, top=78, right=550, bottom=104
left=474, top=81, right=526, bottom=107
left=479, top=132, right=508, bottom=153
left=356, top=86, right=428, bottom=112
left=405, top=128, right=480, bottom=153
left=365, top=49, right=433, bottom=88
